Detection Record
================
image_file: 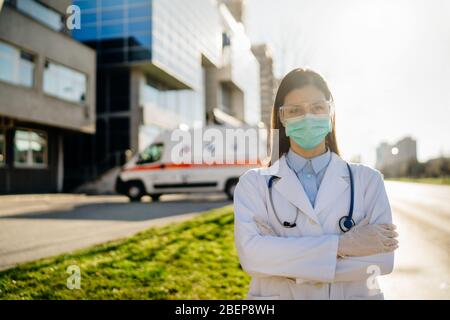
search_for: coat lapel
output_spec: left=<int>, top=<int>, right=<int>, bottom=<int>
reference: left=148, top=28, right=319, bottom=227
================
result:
left=263, top=155, right=319, bottom=225
left=313, top=152, right=350, bottom=215
left=262, top=152, right=351, bottom=224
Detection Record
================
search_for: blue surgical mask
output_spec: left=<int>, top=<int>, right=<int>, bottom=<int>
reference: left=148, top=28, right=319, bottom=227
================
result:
left=285, top=114, right=332, bottom=150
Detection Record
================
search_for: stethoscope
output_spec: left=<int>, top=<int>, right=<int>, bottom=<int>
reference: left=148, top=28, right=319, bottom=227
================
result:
left=267, top=162, right=355, bottom=233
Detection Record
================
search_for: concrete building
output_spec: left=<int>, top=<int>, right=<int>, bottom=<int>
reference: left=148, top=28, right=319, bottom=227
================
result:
left=220, top=0, right=245, bottom=24
left=71, top=0, right=261, bottom=186
left=251, top=44, right=276, bottom=129
left=0, top=0, right=96, bottom=193
left=205, top=2, right=260, bottom=126
left=376, top=136, right=417, bottom=170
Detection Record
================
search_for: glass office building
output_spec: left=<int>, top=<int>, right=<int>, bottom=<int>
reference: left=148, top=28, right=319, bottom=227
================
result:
left=71, top=0, right=261, bottom=182
left=73, top=0, right=223, bottom=167
left=73, top=0, right=221, bottom=87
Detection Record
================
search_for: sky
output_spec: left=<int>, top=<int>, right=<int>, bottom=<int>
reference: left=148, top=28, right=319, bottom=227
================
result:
left=245, top=0, right=450, bottom=166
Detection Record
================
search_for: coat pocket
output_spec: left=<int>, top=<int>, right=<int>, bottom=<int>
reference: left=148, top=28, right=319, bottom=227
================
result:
left=349, top=292, right=384, bottom=300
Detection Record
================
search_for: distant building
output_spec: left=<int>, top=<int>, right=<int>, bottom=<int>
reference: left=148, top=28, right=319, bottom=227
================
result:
left=275, top=77, right=282, bottom=90
left=251, top=44, right=276, bottom=129
left=0, top=0, right=96, bottom=193
left=376, top=136, right=417, bottom=170
left=220, top=0, right=246, bottom=24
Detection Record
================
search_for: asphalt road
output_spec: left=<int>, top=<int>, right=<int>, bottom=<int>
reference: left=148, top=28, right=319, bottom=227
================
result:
left=379, top=181, right=450, bottom=299
left=0, top=193, right=230, bottom=271
left=0, top=181, right=448, bottom=299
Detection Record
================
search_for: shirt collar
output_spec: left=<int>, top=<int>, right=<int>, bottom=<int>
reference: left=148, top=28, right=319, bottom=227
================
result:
left=286, top=147, right=331, bottom=174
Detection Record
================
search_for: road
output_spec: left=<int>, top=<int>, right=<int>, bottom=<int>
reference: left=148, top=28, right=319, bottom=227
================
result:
left=0, top=181, right=448, bottom=299
left=379, top=181, right=450, bottom=299
left=0, top=193, right=230, bottom=271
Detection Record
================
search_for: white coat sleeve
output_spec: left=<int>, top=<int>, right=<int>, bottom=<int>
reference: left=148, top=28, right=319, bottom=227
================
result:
left=234, top=169, right=340, bottom=283
left=334, top=169, right=395, bottom=282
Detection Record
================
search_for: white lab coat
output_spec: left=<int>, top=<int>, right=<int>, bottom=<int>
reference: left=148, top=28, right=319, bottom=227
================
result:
left=233, top=152, right=394, bottom=300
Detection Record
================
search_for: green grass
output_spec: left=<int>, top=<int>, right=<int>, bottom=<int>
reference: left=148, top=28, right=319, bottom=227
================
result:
left=0, top=205, right=250, bottom=300
left=386, top=176, right=450, bottom=185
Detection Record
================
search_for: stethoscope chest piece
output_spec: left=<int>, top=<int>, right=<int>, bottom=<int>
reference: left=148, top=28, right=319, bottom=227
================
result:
left=283, top=221, right=296, bottom=228
left=339, top=216, right=355, bottom=233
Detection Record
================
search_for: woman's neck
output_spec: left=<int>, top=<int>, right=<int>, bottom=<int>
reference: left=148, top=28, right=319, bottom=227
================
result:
left=289, top=139, right=327, bottom=159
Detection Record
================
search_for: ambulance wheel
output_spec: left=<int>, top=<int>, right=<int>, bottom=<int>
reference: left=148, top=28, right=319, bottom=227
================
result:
left=225, top=178, right=238, bottom=200
left=150, top=194, right=162, bottom=202
left=126, top=181, right=145, bottom=202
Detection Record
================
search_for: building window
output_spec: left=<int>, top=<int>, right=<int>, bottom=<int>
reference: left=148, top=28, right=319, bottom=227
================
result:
left=220, top=83, right=232, bottom=114
left=14, top=129, right=48, bottom=168
left=0, top=41, right=35, bottom=87
left=16, top=0, right=64, bottom=32
left=0, top=131, right=5, bottom=165
left=222, top=32, right=231, bottom=48
left=43, top=60, right=87, bottom=104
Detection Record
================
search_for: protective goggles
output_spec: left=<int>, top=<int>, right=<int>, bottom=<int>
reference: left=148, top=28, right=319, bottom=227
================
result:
left=279, top=100, right=335, bottom=124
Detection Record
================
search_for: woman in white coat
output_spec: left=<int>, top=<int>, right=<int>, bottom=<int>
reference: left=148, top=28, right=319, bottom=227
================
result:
left=233, top=68, right=399, bottom=300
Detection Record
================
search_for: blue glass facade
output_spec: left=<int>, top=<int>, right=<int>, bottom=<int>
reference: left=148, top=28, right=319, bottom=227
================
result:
left=72, top=0, right=222, bottom=89
left=73, top=0, right=153, bottom=64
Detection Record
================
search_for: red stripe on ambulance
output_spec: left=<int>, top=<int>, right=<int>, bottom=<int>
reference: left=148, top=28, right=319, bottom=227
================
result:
left=123, top=161, right=261, bottom=172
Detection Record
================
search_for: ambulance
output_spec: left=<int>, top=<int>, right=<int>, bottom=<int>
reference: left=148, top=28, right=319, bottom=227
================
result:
left=115, top=125, right=268, bottom=201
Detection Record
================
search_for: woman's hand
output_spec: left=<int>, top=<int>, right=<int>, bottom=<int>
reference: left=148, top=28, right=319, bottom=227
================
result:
left=252, top=214, right=399, bottom=257
left=337, top=222, right=399, bottom=257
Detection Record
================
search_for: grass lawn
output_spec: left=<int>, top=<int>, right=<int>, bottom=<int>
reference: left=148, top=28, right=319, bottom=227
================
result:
left=0, top=205, right=250, bottom=300
left=386, top=176, right=450, bottom=185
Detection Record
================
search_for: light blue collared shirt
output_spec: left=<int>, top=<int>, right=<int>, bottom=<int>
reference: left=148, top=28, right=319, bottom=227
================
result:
left=285, top=148, right=332, bottom=208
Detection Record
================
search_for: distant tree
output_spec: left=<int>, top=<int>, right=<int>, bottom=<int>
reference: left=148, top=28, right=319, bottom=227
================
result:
left=421, top=157, right=450, bottom=177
